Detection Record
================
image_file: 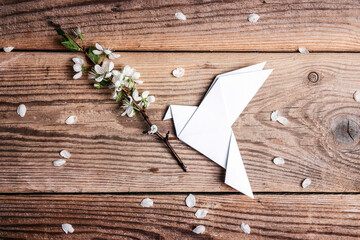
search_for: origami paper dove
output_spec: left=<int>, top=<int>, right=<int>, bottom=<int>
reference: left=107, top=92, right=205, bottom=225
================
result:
left=164, top=62, right=273, bottom=198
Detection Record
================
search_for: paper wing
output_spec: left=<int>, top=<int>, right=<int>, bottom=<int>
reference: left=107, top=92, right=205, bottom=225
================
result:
left=204, top=62, right=267, bottom=98
left=217, top=68, right=273, bottom=126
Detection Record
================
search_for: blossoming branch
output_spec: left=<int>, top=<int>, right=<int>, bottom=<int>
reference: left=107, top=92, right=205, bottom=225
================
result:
left=52, top=23, right=187, bottom=172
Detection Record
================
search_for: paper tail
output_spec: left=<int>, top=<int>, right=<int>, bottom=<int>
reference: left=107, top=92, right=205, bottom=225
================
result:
left=225, top=131, right=254, bottom=198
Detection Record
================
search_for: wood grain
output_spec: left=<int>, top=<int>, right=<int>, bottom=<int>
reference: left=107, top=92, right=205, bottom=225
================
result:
left=0, top=194, right=359, bottom=239
left=1, top=52, right=360, bottom=193
left=1, top=0, right=360, bottom=51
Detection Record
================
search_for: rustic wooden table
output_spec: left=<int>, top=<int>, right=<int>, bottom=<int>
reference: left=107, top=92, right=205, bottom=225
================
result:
left=1, top=1, right=360, bottom=239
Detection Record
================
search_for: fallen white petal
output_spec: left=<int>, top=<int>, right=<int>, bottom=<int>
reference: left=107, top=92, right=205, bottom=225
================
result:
left=354, top=91, right=360, bottom=102
left=248, top=13, right=260, bottom=23
left=65, top=116, right=77, bottom=125
left=195, top=209, right=208, bottom=218
left=302, top=178, right=311, bottom=188
left=141, top=198, right=153, bottom=207
left=60, top=150, right=71, bottom=159
left=299, top=47, right=309, bottom=54
left=185, top=194, right=196, bottom=208
left=271, top=110, right=289, bottom=125
left=53, top=159, right=66, bottom=167
left=192, top=225, right=205, bottom=234
left=277, top=116, right=289, bottom=125
left=172, top=67, right=185, bottom=78
left=273, top=157, right=285, bottom=165
left=241, top=223, right=251, bottom=234
left=175, top=12, right=186, bottom=20
left=270, top=110, right=279, bottom=121
left=17, top=104, right=26, bottom=117
left=62, top=223, right=74, bottom=234
left=3, top=46, right=14, bottom=52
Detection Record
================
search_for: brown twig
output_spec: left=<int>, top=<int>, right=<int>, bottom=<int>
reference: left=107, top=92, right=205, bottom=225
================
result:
left=123, top=88, right=187, bottom=172
left=52, top=22, right=187, bottom=172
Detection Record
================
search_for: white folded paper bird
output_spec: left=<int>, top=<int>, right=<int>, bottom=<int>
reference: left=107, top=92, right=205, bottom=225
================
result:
left=163, top=62, right=273, bottom=198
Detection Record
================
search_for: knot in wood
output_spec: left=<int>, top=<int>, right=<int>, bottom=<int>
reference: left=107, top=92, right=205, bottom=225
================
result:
left=308, top=72, right=319, bottom=83
left=332, top=119, right=360, bottom=144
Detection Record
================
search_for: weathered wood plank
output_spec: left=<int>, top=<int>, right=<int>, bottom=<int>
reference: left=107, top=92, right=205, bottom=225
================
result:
left=0, top=194, right=359, bottom=239
left=0, top=52, right=360, bottom=193
left=1, top=0, right=360, bottom=51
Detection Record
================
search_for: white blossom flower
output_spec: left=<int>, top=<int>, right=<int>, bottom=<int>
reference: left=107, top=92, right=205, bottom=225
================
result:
left=132, top=90, right=155, bottom=108
left=122, top=65, right=143, bottom=87
left=72, top=57, right=84, bottom=79
left=3, top=46, right=14, bottom=52
left=110, top=70, right=125, bottom=99
left=132, top=89, right=142, bottom=101
left=147, top=125, right=158, bottom=134
left=112, top=70, right=125, bottom=87
left=92, top=61, right=114, bottom=82
left=121, top=97, right=135, bottom=117
left=92, top=43, right=120, bottom=60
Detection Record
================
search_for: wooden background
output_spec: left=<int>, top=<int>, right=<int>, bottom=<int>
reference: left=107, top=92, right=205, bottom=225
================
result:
left=0, top=0, right=359, bottom=239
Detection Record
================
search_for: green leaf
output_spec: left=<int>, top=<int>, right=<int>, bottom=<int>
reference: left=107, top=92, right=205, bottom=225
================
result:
left=61, top=40, right=79, bottom=52
left=88, top=46, right=100, bottom=64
